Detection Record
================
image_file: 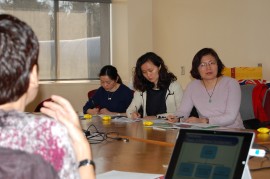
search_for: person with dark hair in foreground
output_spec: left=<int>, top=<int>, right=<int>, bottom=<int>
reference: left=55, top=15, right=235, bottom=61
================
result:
left=0, top=14, right=95, bottom=179
left=0, top=147, right=59, bottom=179
left=167, top=48, right=244, bottom=128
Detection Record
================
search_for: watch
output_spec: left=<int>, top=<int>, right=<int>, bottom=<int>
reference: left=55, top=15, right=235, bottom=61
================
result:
left=78, top=159, right=95, bottom=169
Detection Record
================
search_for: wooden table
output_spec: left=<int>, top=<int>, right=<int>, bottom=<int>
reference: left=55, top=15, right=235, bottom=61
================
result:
left=80, top=117, right=270, bottom=178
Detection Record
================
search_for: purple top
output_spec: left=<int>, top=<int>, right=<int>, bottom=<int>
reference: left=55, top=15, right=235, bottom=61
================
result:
left=175, top=76, right=244, bottom=128
left=0, top=110, right=79, bottom=179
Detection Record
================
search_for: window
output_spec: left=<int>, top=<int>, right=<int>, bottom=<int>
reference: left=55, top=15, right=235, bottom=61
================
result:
left=0, top=0, right=111, bottom=81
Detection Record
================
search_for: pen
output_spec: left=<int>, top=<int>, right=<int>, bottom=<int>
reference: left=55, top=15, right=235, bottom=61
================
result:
left=177, top=116, right=185, bottom=123
left=132, top=106, right=141, bottom=120
left=92, top=99, right=100, bottom=109
left=91, top=99, right=96, bottom=108
left=135, top=106, right=140, bottom=119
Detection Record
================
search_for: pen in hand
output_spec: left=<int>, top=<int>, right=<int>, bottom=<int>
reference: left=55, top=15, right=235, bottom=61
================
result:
left=167, top=115, right=184, bottom=123
left=131, top=106, right=141, bottom=120
left=89, top=99, right=99, bottom=115
left=177, top=116, right=185, bottom=123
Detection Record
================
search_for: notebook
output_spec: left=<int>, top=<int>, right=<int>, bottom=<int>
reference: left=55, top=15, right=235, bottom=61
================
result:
left=165, top=129, right=255, bottom=179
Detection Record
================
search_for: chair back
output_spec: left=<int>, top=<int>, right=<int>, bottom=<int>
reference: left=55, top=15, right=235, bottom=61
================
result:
left=88, top=89, right=98, bottom=99
left=34, top=98, right=52, bottom=112
left=263, top=88, right=270, bottom=121
left=240, top=84, right=256, bottom=121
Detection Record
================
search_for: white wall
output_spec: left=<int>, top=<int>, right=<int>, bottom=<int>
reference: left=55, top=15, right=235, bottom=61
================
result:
left=153, top=0, right=270, bottom=87
left=111, top=0, right=153, bottom=83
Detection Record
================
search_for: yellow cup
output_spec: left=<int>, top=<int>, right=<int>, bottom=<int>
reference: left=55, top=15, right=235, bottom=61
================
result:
left=143, top=121, right=153, bottom=126
left=102, top=115, right=111, bottom=121
left=83, top=114, right=92, bottom=119
left=257, top=127, right=270, bottom=134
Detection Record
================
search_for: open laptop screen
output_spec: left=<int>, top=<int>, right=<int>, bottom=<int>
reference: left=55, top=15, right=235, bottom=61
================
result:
left=165, top=129, right=254, bottom=179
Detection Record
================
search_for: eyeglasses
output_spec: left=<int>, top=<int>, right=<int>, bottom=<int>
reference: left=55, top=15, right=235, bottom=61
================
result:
left=199, top=61, right=217, bottom=68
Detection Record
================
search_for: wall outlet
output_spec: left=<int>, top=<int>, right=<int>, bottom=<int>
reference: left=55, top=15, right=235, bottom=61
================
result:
left=181, top=66, right=185, bottom=75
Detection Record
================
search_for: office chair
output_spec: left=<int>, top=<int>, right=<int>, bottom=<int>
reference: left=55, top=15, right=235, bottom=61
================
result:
left=88, top=89, right=98, bottom=99
left=34, top=98, right=52, bottom=112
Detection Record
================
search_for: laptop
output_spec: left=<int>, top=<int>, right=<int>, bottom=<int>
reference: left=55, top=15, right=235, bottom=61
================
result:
left=165, top=129, right=255, bottom=179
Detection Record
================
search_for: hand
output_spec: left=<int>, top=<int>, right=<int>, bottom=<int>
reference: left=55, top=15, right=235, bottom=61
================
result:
left=40, top=95, right=92, bottom=160
left=185, top=117, right=208, bottom=124
left=131, top=112, right=141, bottom=120
left=166, top=115, right=179, bottom=123
left=99, top=108, right=111, bottom=115
left=41, top=95, right=95, bottom=179
left=87, top=108, right=99, bottom=115
left=143, top=116, right=156, bottom=120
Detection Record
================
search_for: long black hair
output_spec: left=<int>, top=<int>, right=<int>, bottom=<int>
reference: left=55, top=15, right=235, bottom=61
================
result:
left=133, top=52, right=177, bottom=91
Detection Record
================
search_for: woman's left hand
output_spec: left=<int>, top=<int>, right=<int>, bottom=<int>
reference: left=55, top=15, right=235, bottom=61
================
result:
left=99, top=108, right=111, bottom=114
left=185, top=117, right=208, bottom=124
left=166, top=115, right=179, bottom=123
left=41, top=95, right=95, bottom=179
left=143, top=116, right=156, bottom=120
left=40, top=95, right=85, bottom=143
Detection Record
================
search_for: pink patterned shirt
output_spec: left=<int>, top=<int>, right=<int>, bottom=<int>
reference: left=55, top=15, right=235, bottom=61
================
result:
left=0, top=110, right=79, bottom=179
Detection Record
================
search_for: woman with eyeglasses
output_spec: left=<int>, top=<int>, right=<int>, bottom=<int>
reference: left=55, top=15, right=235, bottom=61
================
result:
left=83, top=65, right=133, bottom=116
left=126, top=52, right=183, bottom=120
left=167, top=48, right=244, bottom=128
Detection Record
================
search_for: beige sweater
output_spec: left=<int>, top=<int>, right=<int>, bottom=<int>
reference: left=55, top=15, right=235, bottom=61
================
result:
left=126, top=81, right=183, bottom=118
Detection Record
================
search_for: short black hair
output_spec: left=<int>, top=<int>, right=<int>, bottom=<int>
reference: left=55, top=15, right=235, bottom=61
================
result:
left=190, top=48, right=225, bottom=79
left=99, top=65, right=122, bottom=84
left=0, top=14, right=39, bottom=105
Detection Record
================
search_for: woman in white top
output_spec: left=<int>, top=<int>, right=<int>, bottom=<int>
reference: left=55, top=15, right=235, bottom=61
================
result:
left=126, top=52, right=183, bottom=119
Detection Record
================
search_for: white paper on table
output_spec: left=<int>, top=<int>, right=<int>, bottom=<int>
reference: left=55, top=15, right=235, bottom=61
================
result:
left=97, top=170, right=163, bottom=179
left=112, top=117, right=142, bottom=123
left=150, top=119, right=168, bottom=124
left=173, top=122, right=219, bottom=129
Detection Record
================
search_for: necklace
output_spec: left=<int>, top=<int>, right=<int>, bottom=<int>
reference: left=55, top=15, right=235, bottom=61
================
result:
left=107, top=84, right=119, bottom=100
left=202, top=78, right=218, bottom=103
left=107, top=92, right=114, bottom=100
